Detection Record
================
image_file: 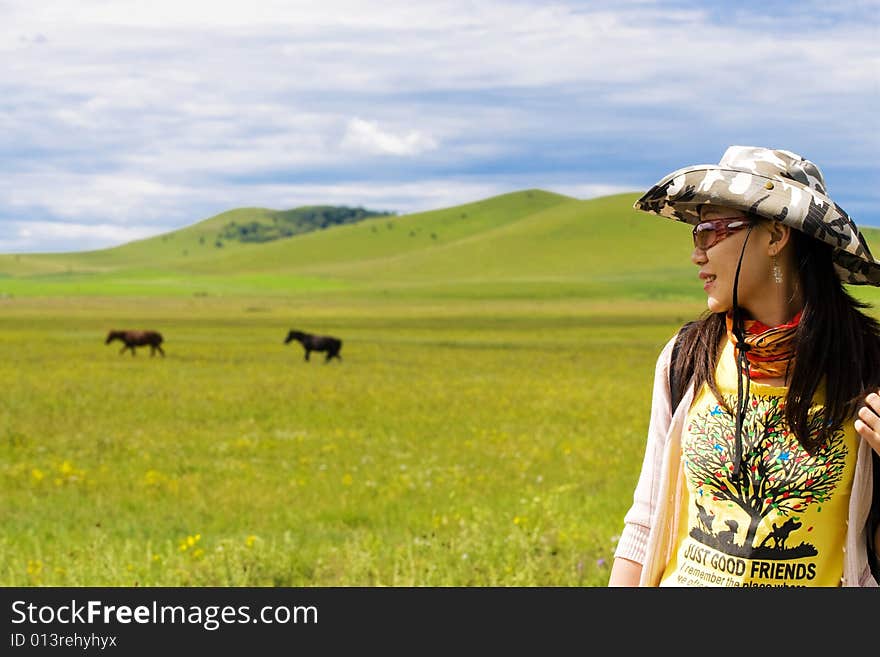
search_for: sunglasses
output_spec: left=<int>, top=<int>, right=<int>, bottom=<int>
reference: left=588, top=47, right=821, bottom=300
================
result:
left=692, top=218, right=752, bottom=250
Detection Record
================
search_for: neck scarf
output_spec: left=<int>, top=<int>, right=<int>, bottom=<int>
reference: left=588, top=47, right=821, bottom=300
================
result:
left=725, top=310, right=801, bottom=380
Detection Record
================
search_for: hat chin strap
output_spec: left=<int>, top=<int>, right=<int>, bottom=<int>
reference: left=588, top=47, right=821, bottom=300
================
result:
left=730, top=225, right=755, bottom=482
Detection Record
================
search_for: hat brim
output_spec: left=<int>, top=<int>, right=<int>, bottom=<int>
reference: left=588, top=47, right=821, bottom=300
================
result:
left=634, top=164, right=880, bottom=286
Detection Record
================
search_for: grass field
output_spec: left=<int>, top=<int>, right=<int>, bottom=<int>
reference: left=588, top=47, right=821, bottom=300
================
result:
left=0, top=294, right=710, bottom=587
left=4, top=190, right=880, bottom=587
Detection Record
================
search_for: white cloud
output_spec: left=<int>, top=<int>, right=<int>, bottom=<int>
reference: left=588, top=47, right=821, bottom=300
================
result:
left=1, top=173, right=189, bottom=223
left=0, top=0, right=878, bottom=251
left=341, top=118, right=438, bottom=156
left=0, top=220, right=156, bottom=253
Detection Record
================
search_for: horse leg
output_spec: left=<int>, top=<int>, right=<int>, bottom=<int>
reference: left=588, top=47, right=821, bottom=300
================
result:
left=157, top=345, right=165, bottom=357
left=304, top=349, right=310, bottom=361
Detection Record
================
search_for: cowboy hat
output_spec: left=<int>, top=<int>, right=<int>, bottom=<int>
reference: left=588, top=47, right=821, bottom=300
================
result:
left=634, top=145, right=880, bottom=286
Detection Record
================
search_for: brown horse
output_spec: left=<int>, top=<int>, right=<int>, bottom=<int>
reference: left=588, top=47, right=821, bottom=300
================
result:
left=106, top=329, right=165, bottom=357
left=284, top=329, right=342, bottom=362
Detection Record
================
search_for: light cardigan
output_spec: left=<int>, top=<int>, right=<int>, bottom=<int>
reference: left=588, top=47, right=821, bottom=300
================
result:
left=614, top=333, right=879, bottom=587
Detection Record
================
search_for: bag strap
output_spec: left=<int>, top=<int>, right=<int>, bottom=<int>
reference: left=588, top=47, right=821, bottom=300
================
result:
left=869, top=450, right=880, bottom=582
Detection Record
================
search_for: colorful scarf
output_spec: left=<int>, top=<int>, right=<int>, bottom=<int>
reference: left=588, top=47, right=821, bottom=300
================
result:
left=725, top=310, right=801, bottom=380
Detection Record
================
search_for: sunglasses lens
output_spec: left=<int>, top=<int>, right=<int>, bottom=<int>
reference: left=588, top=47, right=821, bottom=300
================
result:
left=693, top=219, right=749, bottom=249
left=694, top=225, right=716, bottom=250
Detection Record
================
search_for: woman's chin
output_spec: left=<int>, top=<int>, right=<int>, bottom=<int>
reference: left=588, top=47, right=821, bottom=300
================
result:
left=706, top=297, right=730, bottom=314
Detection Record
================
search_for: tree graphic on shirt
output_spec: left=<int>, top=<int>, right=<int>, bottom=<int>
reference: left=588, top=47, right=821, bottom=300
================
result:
left=682, top=394, right=847, bottom=557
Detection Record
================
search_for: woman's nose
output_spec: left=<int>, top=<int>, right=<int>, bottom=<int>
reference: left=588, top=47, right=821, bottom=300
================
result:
left=691, top=246, right=707, bottom=265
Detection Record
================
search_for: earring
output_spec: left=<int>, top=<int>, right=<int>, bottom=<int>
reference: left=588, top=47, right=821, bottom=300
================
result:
left=772, top=254, right=783, bottom=284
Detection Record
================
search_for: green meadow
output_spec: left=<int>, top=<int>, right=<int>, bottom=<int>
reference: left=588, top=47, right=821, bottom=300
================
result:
left=2, top=191, right=879, bottom=586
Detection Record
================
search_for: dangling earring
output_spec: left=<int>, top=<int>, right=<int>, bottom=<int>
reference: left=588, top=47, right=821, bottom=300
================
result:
left=771, top=254, right=783, bottom=284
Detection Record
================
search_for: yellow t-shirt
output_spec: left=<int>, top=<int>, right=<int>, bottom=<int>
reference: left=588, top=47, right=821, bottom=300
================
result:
left=660, top=340, right=858, bottom=587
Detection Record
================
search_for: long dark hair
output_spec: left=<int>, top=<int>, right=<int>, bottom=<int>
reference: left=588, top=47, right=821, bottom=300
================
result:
left=673, top=226, right=880, bottom=453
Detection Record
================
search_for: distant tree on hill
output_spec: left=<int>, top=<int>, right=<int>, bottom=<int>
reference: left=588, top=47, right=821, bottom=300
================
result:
left=217, top=206, right=395, bottom=244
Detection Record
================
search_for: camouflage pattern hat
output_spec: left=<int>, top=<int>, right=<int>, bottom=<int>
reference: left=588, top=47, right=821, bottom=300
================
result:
left=634, top=145, right=880, bottom=286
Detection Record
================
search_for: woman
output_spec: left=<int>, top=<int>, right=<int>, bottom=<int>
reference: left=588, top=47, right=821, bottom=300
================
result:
left=608, top=146, right=880, bottom=587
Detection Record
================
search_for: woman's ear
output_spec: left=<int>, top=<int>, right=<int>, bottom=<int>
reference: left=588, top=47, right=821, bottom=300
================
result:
left=766, top=222, right=790, bottom=256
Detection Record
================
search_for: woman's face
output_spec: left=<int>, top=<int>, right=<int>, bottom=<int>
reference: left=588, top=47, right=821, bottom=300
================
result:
left=692, top=206, right=775, bottom=316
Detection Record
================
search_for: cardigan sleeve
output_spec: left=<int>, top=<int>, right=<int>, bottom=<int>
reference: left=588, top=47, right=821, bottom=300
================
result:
left=613, top=334, right=677, bottom=564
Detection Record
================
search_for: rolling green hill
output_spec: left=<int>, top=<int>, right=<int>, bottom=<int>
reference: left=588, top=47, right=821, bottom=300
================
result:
left=1, top=189, right=878, bottom=303
left=0, top=205, right=391, bottom=275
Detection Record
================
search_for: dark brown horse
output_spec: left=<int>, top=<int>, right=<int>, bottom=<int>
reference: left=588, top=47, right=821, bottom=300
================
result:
left=284, top=329, right=342, bottom=362
left=106, top=329, right=165, bottom=357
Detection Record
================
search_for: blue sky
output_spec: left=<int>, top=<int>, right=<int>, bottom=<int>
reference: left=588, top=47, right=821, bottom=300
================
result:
left=2, top=0, right=878, bottom=253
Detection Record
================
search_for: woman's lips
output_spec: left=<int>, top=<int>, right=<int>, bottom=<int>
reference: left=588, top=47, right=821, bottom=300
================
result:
left=700, top=273, right=716, bottom=291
